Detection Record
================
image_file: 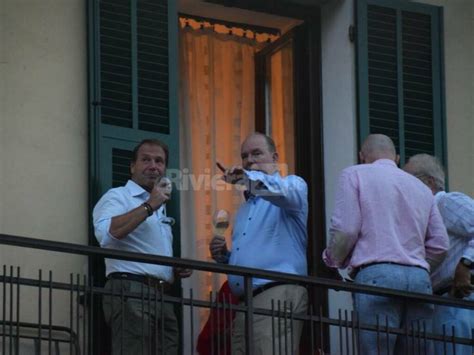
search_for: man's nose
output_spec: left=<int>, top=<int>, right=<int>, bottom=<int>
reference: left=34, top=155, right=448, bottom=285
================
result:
left=148, top=161, right=159, bottom=170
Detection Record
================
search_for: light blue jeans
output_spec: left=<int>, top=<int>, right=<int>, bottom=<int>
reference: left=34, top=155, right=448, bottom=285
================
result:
left=353, top=263, right=433, bottom=355
left=433, top=292, right=474, bottom=355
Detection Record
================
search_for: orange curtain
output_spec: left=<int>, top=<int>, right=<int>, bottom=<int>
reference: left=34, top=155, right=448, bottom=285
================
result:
left=179, top=27, right=256, bottom=352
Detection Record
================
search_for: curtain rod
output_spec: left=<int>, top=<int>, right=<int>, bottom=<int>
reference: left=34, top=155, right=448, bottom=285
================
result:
left=179, top=12, right=281, bottom=36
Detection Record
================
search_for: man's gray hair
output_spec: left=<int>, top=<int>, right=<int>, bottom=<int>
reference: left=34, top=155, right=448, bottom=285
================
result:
left=406, top=154, right=445, bottom=190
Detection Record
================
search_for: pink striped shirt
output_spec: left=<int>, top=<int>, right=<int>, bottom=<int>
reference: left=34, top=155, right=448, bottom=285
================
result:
left=323, top=159, right=449, bottom=273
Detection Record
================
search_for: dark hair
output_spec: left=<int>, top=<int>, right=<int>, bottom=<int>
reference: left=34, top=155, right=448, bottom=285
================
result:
left=131, top=139, right=169, bottom=166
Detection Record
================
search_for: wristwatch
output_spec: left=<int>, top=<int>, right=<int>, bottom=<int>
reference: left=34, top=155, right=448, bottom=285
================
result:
left=460, top=257, right=473, bottom=269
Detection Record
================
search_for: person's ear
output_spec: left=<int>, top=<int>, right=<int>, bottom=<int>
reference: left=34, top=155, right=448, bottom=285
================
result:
left=272, top=152, right=279, bottom=163
left=130, top=162, right=136, bottom=175
left=427, top=176, right=437, bottom=191
left=358, top=151, right=365, bottom=164
left=395, top=155, right=400, bottom=165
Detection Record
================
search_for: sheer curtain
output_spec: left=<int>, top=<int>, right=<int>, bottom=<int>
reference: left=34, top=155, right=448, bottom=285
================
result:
left=269, top=40, right=295, bottom=175
left=178, top=26, right=256, bottom=351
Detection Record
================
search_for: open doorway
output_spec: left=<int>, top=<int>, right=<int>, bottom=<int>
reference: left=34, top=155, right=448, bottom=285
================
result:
left=177, top=1, right=327, bottom=352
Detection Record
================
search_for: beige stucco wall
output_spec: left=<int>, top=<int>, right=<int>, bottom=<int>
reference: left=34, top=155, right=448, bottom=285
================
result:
left=0, top=0, right=88, bottom=285
left=416, top=0, right=474, bottom=196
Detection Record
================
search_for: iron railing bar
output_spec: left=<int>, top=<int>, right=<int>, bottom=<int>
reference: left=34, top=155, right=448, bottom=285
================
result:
left=88, top=276, right=94, bottom=355
left=140, top=283, right=145, bottom=354
left=223, top=291, right=227, bottom=353
left=451, top=325, right=456, bottom=355
left=75, top=275, right=80, bottom=355
left=216, top=292, right=221, bottom=354
left=1, top=273, right=472, bottom=346
left=271, top=299, right=275, bottom=354
left=290, top=301, right=294, bottom=355
left=15, top=268, right=20, bottom=355
left=210, top=291, right=215, bottom=355
left=319, top=305, right=324, bottom=353
left=423, top=321, right=427, bottom=355
left=404, top=315, right=409, bottom=355
left=2, top=265, right=6, bottom=355
left=9, top=266, right=14, bottom=355
left=351, top=311, right=356, bottom=355
left=442, top=324, right=447, bottom=354
left=338, top=309, right=343, bottom=354
left=0, top=321, right=79, bottom=335
left=120, top=278, right=124, bottom=355
left=48, top=271, right=52, bottom=355
left=154, top=285, right=158, bottom=355
left=376, top=315, right=380, bottom=355
left=69, top=274, right=73, bottom=355
left=1, top=234, right=473, bottom=309
left=284, top=300, right=288, bottom=355
left=38, top=269, right=42, bottom=355
left=356, top=310, right=361, bottom=355
left=228, top=293, right=233, bottom=355
left=278, top=300, right=282, bottom=355
left=309, top=304, right=314, bottom=353
left=417, top=320, right=422, bottom=355
left=160, top=283, right=164, bottom=355
left=82, top=275, right=87, bottom=355
left=243, top=276, right=254, bottom=355
left=190, top=288, right=194, bottom=353
left=344, top=310, right=350, bottom=355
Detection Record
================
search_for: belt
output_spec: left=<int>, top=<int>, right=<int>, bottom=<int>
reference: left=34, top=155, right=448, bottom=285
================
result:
left=108, top=272, right=171, bottom=293
left=351, top=262, right=427, bottom=279
left=239, top=281, right=287, bottom=301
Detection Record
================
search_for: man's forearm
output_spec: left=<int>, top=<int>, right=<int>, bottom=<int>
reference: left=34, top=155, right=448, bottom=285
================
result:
left=109, top=205, right=149, bottom=240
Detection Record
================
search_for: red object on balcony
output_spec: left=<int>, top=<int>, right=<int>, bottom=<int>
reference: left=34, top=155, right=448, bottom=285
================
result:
left=196, top=281, right=239, bottom=355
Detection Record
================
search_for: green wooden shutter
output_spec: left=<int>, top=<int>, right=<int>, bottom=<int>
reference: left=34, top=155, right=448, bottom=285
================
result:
left=356, top=0, right=445, bottom=165
left=88, top=0, right=180, bottom=242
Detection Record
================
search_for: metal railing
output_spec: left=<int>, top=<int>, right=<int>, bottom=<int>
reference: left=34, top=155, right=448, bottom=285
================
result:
left=0, top=233, right=473, bottom=354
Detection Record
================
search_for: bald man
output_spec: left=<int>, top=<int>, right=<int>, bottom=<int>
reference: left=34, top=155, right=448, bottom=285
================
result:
left=210, top=133, right=308, bottom=354
left=323, top=134, right=449, bottom=354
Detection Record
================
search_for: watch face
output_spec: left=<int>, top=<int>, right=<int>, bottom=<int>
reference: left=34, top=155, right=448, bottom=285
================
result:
left=462, top=258, right=472, bottom=267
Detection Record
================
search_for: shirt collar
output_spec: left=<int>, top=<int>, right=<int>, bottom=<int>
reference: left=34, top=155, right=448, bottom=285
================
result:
left=372, top=159, right=397, bottom=167
left=125, top=180, right=149, bottom=198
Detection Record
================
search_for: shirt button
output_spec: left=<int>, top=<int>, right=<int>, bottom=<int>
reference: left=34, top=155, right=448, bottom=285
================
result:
left=248, top=217, right=252, bottom=220
left=236, top=283, right=240, bottom=286
left=243, top=233, right=246, bottom=236
left=236, top=248, right=240, bottom=251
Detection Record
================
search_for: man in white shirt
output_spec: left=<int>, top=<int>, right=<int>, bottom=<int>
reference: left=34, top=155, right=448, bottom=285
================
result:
left=93, top=139, right=191, bottom=355
left=404, top=153, right=474, bottom=355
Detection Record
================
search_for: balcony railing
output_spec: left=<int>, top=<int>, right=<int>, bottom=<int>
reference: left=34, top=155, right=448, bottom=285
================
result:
left=0, top=233, right=473, bottom=354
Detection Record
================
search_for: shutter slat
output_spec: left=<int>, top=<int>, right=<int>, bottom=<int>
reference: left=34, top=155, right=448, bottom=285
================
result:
left=367, top=3, right=398, bottom=140
left=403, top=10, right=435, bottom=158
left=112, top=148, right=133, bottom=188
left=99, top=0, right=169, bottom=133
left=100, top=0, right=133, bottom=128
left=359, top=1, right=442, bottom=164
left=137, top=0, right=169, bottom=134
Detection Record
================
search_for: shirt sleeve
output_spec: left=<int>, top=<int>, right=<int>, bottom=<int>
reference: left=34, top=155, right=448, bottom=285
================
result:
left=323, top=169, right=361, bottom=268
left=463, top=239, right=474, bottom=262
left=424, top=200, right=450, bottom=269
left=93, top=190, right=128, bottom=245
left=437, top=193, right=474, bottom=239
left=244, top=171, right=308, bottom=213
